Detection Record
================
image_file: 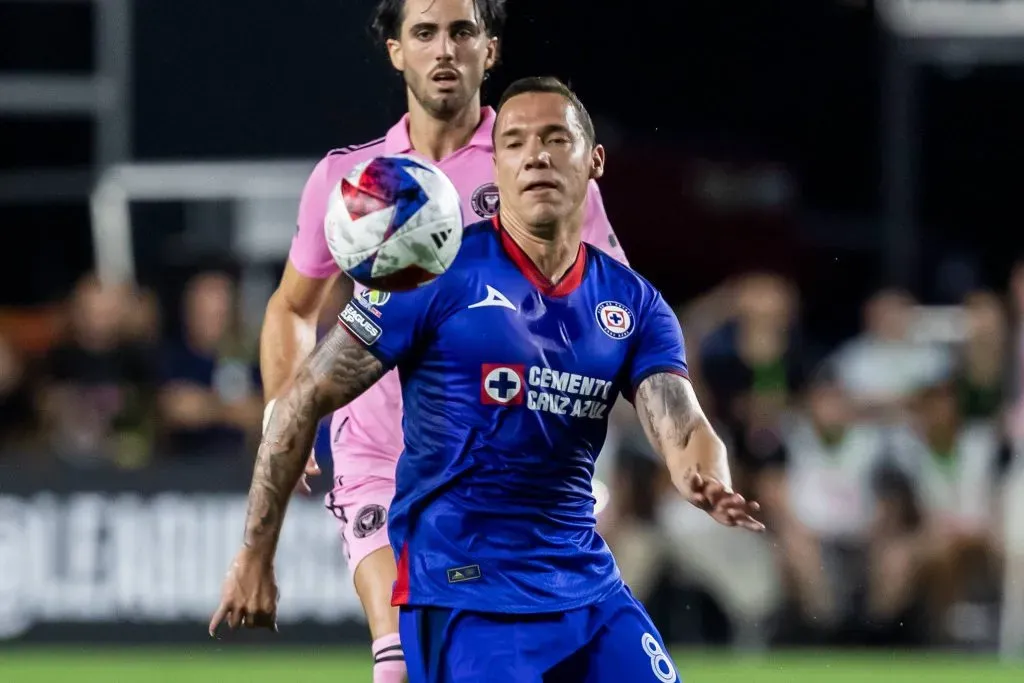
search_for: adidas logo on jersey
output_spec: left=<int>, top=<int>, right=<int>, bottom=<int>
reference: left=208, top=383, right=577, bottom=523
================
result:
left=446, top=564, right=482, bottom=584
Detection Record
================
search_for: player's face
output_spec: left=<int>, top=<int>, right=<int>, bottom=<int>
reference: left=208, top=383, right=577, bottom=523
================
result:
left=387, top=0, right=497, bottom=120
left=494, top=92, right=605, bottom=228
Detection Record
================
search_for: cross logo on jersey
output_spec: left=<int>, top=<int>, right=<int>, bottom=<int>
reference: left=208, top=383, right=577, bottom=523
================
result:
left=480, top=364, right=525, bottom=405
left=595, top=301, right=635, bottom=340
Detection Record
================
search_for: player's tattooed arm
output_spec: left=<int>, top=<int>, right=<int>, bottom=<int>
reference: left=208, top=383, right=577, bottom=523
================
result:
left=634, top=373, right=731, bottom=490
left=634, top=373, right=763, bottom=530
left=243, top=325, right=385, bottom=555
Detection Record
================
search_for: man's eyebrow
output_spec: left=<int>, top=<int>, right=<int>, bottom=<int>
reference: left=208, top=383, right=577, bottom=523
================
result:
left=499, top=123, right=573, bottom=137
left=407, top=19, right=480, bottom=33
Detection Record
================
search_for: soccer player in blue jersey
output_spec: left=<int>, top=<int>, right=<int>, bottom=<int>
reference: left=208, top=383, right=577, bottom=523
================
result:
left=211, top=76, right=763, bottom=682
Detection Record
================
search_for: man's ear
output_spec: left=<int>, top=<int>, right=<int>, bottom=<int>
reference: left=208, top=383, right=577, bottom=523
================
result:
left=387, top=39, right=404, bottom=72
left=590, top=144, right=605, bottom=180
left=484, top=37, right=498, bottom=71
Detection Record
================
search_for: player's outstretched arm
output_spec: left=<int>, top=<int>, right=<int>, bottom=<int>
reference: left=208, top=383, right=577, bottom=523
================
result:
left=634, top=373, right=764, bottom=531
left=245, top=324, right=385, bottom=555
left=210, top=324, right=383, bottom=637
left=259, top=265, right=349, bottom=494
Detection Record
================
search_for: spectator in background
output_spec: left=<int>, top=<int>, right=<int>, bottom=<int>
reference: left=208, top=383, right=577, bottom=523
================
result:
left=772, top=364, right=890, bottom=643
left=600, top=445, right=672, bottom=606
left=40, top=274, right=156, bottom=467
left=889, top=378, right=1010, bottom=644
left=122, top=286, right=162, bottom=345
left=0, top=331, right=36, bottom=450
left=673, top=279, right=741, bottom=404
left=955, top=290, right=1009, bottom=422
left=1008, top=260, right=1024, bottom=443
left=1003, top=260, right=1024, bottom=657
left=865, top=461, right=929, bottom=646
left=158, top=271, right=262, bottom=459
left=699, top=273, right=807, bottom=497
left=830, top=288, right=951, bottom=421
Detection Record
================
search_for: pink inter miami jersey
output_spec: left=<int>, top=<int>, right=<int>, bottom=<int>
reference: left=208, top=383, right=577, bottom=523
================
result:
left=288, top=106, right=629, bottom=479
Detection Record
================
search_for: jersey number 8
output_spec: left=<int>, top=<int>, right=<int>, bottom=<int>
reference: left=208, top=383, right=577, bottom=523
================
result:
left=641, top=632, right=677, bottom=682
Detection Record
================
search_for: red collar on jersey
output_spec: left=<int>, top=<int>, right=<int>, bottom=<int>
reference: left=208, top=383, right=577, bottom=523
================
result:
left=490, top=216, right=587, bottom=297
left=385, top=107, right=496, bottom=155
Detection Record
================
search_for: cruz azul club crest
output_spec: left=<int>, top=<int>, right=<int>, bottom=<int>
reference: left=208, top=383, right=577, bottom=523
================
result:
left=595, top=301, right=634, bottom=339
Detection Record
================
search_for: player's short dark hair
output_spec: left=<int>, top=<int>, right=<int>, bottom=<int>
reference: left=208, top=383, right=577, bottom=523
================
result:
left=495, top=76, right=596, bottom=148
left=370, top=0, right=508, bottom=43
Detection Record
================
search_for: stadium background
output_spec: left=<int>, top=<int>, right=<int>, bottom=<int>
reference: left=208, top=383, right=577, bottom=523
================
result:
left=1, top=0, right=1024, bottom=679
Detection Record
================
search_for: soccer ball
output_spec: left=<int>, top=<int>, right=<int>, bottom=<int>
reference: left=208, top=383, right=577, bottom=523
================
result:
left=325, top=154, right=464, bottom=291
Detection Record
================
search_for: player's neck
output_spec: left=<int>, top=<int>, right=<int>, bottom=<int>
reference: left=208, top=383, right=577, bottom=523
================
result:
left=499, top=209, right=582, bottom=284
left=406, top=100, right=482, bottom=162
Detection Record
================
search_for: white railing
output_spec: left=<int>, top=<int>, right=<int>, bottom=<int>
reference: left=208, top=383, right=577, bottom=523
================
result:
left=880, top=0, right=1024, bottom=38
left=0, top=0, right=131, bottom=203
left=89, top=160, right=315, bottom=284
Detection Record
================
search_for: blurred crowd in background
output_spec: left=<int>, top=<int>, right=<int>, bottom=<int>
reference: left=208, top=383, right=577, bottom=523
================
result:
left=1, top=255, right=1022, bottom=649
left=599, top=267, right=1024, bottom=650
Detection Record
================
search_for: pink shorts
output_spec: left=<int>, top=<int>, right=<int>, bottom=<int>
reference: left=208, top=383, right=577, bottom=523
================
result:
left=324, top=475, right=396, bottom=575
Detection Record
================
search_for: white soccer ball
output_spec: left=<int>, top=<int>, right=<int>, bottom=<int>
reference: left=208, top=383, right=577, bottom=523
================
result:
left=324, top=154, right=464, bottom=291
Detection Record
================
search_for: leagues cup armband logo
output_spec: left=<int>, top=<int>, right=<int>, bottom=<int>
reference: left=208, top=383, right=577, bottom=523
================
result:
left=471, top=183, right=500, bottom=218
left=338, top=301, right=382, bottom=346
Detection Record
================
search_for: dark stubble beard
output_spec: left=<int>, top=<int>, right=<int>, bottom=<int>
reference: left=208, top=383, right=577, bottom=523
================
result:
left=405, top=70, right=474, bottom=121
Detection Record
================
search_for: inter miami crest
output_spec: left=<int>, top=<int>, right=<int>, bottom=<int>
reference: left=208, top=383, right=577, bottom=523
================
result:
left=352, top=504, right=387, bottom=538
left=471, top=183, right=500, bottom=218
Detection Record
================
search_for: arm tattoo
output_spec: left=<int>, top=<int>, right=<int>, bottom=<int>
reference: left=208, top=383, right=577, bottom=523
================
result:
left=634, top=373, right=701, bottom=455
left=243, top=325, right=385, bottom=552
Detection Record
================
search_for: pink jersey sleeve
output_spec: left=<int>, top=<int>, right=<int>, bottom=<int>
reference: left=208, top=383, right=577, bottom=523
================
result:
left=288, top=155, right=341, bottom=279
left=582, top=180, right=629, bottom=266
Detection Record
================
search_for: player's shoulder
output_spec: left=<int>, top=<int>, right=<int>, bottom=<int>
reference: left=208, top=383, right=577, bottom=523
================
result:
left=584, top=244, right=659, bottom=303
left=313, top=136, right=388, bottom=178
left=447, top=218, right=501, bottom=268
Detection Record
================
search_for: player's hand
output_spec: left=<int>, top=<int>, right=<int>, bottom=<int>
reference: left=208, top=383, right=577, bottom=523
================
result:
left=683, top=471, right=764, bottom=532
left=208, top=548, right=280, bottom=637
left=293, top=454, right=321, bottom=496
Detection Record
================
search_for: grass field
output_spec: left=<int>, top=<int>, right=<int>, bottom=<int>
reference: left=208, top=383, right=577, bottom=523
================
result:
left=0, top=648, right=1021, bottom=682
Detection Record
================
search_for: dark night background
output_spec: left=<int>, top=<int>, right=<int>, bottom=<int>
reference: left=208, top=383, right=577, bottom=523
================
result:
left=3, top=0, right=1020, bottom=344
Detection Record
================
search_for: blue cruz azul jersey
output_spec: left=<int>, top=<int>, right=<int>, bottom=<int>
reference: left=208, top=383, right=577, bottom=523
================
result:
left=338, top=218, right=688, bottom=613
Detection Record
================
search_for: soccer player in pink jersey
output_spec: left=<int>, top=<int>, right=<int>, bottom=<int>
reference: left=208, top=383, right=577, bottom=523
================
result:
left=258, top=1, right=626, bottom=680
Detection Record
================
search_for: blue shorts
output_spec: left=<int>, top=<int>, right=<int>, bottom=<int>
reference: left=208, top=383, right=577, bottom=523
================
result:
left=399, top=585, right=680, bottom=683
